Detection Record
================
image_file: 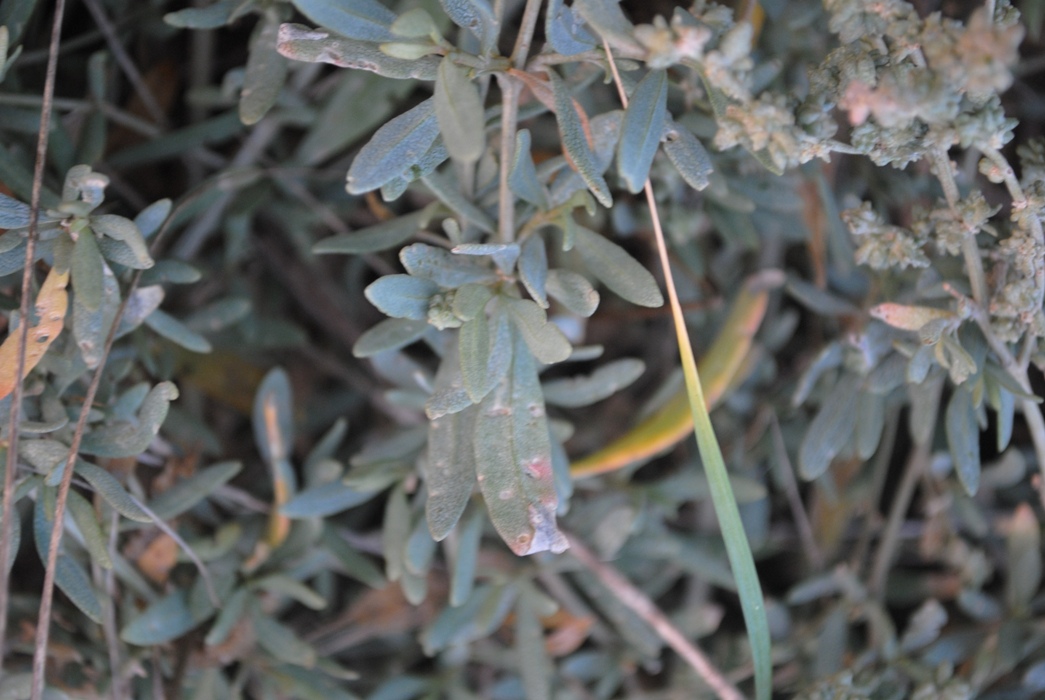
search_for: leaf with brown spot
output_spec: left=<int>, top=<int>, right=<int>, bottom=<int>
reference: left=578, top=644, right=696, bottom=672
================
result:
left=0, top=266, right=69, bottom=400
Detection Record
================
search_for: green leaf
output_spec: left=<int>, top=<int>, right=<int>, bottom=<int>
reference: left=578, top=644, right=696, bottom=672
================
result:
left=80, top=382, right=179, bottom=458
left=542, top=358, right=645, bottom=407
left=439, top=0, right=497, bottom=53
left=75, top=460, right=151, bottom=523
left=516, top=584, right=554, bottom=700
left=505, top=298, right=572, bottom=365
left=122, top=590, right=200, bottom=645
left=354, top=318, right=429, bottom=357
left=205, top=587, right=249, bottom=646
left=281, top=482, right=377, bottom=517
left=146, top=461, right=243, bottom=521
left=253, top=368, right=294, bottom=465
left=164, top=0, right=236, bottom=29
left=573, top=0, right=641, bottom=52
left=240, top=11, right=289, bottom=125
left=474, top=329, right=567, bottom=555
left=90, top=214, right=153, bottom=268
left=573, top=226, right=663, bottom=307
left=71, top=230, right=104, bottom=312
left=404, top=514, right=437, bottom=575
left=400, top=243, right=498, bottom=287
left=618, top=69, right=668, bottom=193
left=425, top=341, right=479, bottom=539
left=66, top=490, right=111, bottom=569
left=55, top=555, right=103, bottom=623
left=448, top=505, right=483, bottom=606
left=548, top=70, right=612, bottom=207
left=314, top=211, right=426, bottom=255
left=798, top=375, right=859, bottom=480
left=382, top=483, right=411, bottom=582
left=451, top=283, right=493, bottom=321
left=662, top=118, right=713, bottom=191
left=546, top=0, right=597, bottom=55
left=509, top=129, right=548, bottom=209
left=72, top=261, right=119, bottom=368
left=421, top=170, right=497, bottom=234
left=518, top=235, right=549, bottom=308
left=346, top=98, right=440, bottom=194
left=138, top=259, right=200, bottom=286
left=946, top=385, right=981, bottom=495
left=421, top=583, right=516, bottom=653
left=434, top=56, right=484, bottom=162
left=855, top=390, right=886, bottom=459
left=291, top=0, right=396, bottom=42
left=365, top=274, right=438, bottom=320
left=277, top=23, right=441, bottom=79
left=461, top=305, right=512, bottom=403
left=253, top=574, right=327, bottom=610
left=0, top=192, right=30, bottom=228
left=545, top=268, right=599, bottom=317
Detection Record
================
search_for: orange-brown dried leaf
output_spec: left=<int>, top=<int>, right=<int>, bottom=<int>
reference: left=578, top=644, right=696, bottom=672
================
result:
left=0, top=267, right=70, bottom=400
left=136, top=532, right=178, bottom=584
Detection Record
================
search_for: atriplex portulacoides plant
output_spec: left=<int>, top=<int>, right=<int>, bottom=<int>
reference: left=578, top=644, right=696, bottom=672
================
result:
left=2, top=0, right=1045, bottom=696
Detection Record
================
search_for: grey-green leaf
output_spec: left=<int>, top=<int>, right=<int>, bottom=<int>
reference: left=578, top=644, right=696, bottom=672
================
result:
left=90, top=214, right=153, bottom=268
left=662, top=118, right=713, bottom=191
left=347, top=98, right=441, bottom=194
left=164, top=0, right=235, bottom=29
left=122, top=591, right=200, bottom=645
left=146, top=461, right=243, bottom=521
left=573, top=226, right=662, bottom=307
left=282, top=482, right=377, bottom=518
left=545, top=268, right=599, bottom=317
left=434, top=57, right=484, bottom=162
left=0, top=192, right=30, bottom=228
left=618, top=69, right=667, bottom=193
left=548, top=70, right=612, bottom=207
left=144, top=309, right=212, bottom=353
left=518, top=235, right=548, bottom=308
left=314, top=211, right=426, bottom=255
left=277, top=23, right=440, bottom=79
left=798, top=375, right=860, bottom=480
left=439, top=0, right=497, bottom=53
left=55, top=555, right=103, bottom=624
left=946, top=386, right=981, bottom=495
left=364, top=274, right=438, bottom=320
left=401, top=243, right=498, bottom=287
left=505, top=298, right=572, bottom=365
left=73, top=261, right=119, bottom=368
left=509, top=129, right=548, bottom=208
left=291, top=0, right=396, bottom=42
left=76, top=460, right=151, bottom=523
left=354, top=318, right=429, bottom=357
left=80, top=382, right=179, bottom=458
left=421, top=170, right=496, bottom=233
left=542, top=358, right=645, bottom=407
left=240, top=11, right=288, bottom=125
left=71, top=230, right=104, bottom=312
left=474, top=329, right=567, bottom=555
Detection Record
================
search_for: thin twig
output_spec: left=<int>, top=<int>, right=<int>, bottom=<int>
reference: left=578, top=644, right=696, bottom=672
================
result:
left=82, top=0, right=168, bottom=126
left=100, top=510, right=128, bottom=700
left=0, top=0, right=68, bottom=670
left=869, top=440, right=931, bottom=599
left=566, top=533, right=745, bottom=700
left=769, top=411, right=824, bottom=571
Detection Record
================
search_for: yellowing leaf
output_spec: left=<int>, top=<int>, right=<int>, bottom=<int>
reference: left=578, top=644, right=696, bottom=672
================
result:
left=0, top=267, right=70, bottom=400
left=570, top=276, right=770, bottom=477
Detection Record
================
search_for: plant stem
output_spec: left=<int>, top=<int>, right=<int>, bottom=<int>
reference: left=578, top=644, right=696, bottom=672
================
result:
left=566, top=533, right=745, bottom=700
left=869, top=440, right=932, bottom=598
left=930, top=148, right=989, bottom=308
left=496, top=73, right=518, bottom=244
left=0, top=0, right=68, bottom=671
